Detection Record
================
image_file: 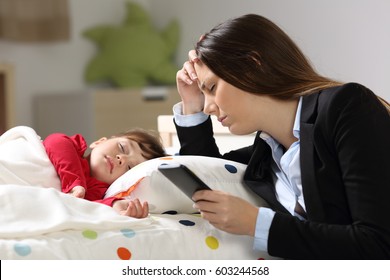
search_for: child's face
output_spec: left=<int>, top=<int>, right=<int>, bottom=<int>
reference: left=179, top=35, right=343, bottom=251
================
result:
left=88, top=137, right=147, bottom=184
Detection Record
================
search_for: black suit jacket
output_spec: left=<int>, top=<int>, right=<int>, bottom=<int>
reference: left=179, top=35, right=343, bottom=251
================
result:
left=175, top=83, right=390, bottom=259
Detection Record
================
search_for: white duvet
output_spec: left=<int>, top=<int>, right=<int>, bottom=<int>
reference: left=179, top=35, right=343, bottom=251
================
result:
left=0, top=184, right=151, bottom=239
left=0, top=126, right=150, bottom=238
left=0, top=127, right=275, bottom=260
left=0, top=126, right=61, bottom=188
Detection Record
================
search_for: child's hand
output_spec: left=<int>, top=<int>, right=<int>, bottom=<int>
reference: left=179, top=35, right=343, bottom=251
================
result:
left=112, top=199, right=149, bottom=218
left=70, top=186, right=86, bottom=198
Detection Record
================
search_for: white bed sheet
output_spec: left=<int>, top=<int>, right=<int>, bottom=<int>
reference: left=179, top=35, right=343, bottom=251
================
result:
left=0, top=185, right=273, bottom=260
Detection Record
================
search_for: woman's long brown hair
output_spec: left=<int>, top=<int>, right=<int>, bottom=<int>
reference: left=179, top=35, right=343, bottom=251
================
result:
left=196, top=14, right=389, bottom=113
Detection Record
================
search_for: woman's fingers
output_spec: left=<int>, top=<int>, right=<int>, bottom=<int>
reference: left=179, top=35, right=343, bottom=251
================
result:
left=193, top=190, right=258, bottom=236
left=188, top=49, right=199, bottom=62
left=183, top=60, right=198, bottom=81
left=176, top=61, right=196, bottom=85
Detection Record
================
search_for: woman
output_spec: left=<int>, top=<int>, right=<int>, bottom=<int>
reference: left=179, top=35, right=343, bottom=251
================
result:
left=174, top=14, right=390, bottom=259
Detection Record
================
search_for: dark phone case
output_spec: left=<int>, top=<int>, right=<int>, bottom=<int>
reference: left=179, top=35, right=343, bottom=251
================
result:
left=158, top=163, right=211, bottom=200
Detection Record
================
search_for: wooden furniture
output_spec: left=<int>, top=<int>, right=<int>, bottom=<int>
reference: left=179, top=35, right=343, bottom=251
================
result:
left=33, top=87, right=180, bottom=144
left=0, top=63, right=15, bottom=135
left=93, top=87, right=180, bottom=139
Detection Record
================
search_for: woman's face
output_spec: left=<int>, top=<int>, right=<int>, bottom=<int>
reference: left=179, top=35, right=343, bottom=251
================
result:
left=88, top=137, right=147, bottom=184
left=194, top=62, right=267, bottom=135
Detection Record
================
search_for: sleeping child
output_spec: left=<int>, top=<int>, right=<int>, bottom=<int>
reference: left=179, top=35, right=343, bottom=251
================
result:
left=43, top=128, right=166, bottom=218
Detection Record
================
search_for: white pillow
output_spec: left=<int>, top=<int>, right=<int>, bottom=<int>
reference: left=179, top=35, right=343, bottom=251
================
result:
left=105, top=155, right=268, bottom=213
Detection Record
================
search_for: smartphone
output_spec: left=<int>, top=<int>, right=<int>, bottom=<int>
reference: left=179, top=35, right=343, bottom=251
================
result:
left=158, top=163, right=212, bottom=200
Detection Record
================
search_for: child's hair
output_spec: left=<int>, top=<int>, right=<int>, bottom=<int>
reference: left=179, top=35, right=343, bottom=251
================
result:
left=111, top=128, right=167, bottom=159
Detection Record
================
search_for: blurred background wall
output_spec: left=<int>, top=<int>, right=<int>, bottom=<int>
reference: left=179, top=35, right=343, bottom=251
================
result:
left=0, top=0, right=389, bottom=128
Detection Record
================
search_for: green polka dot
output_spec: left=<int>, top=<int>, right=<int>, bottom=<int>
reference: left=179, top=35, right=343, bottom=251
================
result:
left=82, top=229, right=98, bottom=239
left=205, top=236, right=219, bottom=250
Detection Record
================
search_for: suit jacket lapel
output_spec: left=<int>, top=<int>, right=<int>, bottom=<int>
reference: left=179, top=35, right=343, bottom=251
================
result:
left=300, top=93, right=326, bottom=221
left=243, top=133, right=290, bottom=214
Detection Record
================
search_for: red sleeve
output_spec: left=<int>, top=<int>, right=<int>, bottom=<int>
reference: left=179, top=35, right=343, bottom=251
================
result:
left=84, top=177, right=111, bottom=202
left=94, top=196, right=122, bottom=207
left=43, top=133, right=88, bottom=193
left=84, top=179, right=122, bottom=206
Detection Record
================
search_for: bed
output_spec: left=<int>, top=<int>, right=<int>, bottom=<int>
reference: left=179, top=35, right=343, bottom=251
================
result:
left=0, top=119, right=275, bottom=260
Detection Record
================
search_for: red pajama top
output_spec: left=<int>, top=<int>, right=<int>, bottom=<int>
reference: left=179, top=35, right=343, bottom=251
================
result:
left=43, top=133, right=118, bottom=206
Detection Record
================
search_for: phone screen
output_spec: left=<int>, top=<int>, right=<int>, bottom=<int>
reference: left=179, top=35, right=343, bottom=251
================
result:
left=158, top=163, right=211, bottom=200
